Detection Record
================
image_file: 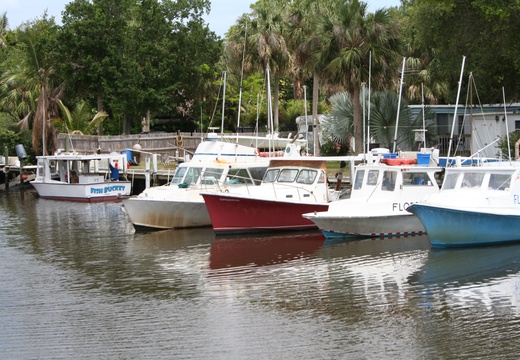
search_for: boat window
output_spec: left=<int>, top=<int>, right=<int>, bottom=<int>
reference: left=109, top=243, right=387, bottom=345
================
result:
left=488, top=173, right=511, bottom=190
left=367, top=170, right=379, bottom=186
left=263, top=169, right=279, bottom=183
left=353, top=170, right=365, bottom=190
left=403, top=172, right=431, bottom=186
left=170, top=166, right=187, bottom=185
left=203, top=168, right=224, bottom=183
left=296, top=169, right=318, bottom=185
left=442, top=173, right=459, bottom=190
left=278, top=169, right=299, bottom=183
left=461, top=172, right=484, bottom=188
left=183, top=167, right=202, bottom=185
left=382, top=170, right=397, bottom=191
left=225, top=168, right=253, bottom=184
left=318, top=171, right=326, bottom=184
left=249, top=167, right=268, bottom=185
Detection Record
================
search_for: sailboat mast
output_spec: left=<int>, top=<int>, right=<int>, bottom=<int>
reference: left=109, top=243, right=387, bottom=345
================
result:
left=221, top=71, right=226, bottom=136
left=446, top=55, right=466, bottom=162
left=392, top=57, right=406, bottom=154
left=236, top=21, right=247, bottom=143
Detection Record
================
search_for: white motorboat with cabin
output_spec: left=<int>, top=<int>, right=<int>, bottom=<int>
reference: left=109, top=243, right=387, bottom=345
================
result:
left=122, top=136, right=303, bottom=230
left=31, top=151, right=131, bottom=202
left=407, top=160, right=520, bottom=247
left=303, top=150, right=443, bottom=238
left=201, top=156, right=360, bottom=234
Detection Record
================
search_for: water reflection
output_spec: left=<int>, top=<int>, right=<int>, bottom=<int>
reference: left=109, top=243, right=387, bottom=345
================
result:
left=410, top=244, right=520, bottom=313
left=209, top=231, right=325, bottom=271
left=3, top=192, right=520, bottom=358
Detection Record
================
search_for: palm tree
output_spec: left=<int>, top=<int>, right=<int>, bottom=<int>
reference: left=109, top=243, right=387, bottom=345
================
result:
left=54, top=100, right=109, bottom=135
left=287, top=0, right=340, bottom=156
left=0, top=12, right=8, bottom=50
left=323, top=90, right=437, bottom=152
left=320, top=91, right=354, bottom=149
left=312, top=0, right=403, bottom=154
left=371, top=91, right=437, bottom=150
left=246, top=0, right=291, bottom=131
left=0, top=19, right=63, bottom=156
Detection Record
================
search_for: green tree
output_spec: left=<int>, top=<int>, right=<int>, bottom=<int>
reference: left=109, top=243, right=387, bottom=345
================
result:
left=322, top=90, right=437, bottom=152
left=0, top=17, right=63, bottom=156
left=0, top=12, right=8, bottom=50
left=246, top=0, right=291, bottom=131
left=59, top=0, right=218, bottom=135
left=313, top=0, right=403, bottom=154
left=404, top=0, right=520, bottom=102
left=54, top=99, right=109, bottom=135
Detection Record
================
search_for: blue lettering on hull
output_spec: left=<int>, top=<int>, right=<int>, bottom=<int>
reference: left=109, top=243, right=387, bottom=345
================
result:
left=90, top=185, right=127, bottom=194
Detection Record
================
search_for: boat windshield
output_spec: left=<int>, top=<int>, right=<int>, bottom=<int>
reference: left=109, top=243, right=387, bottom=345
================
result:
left=225, top=168, right=253, bottom=185
left=353, top=170, right=365, bottom=190
left=201, top=168, right=224, bottom=185
left=170, top=166, right=187, bottom=185
left=403, top=172, right=432, bottom=186
left=488, top=173, right=511, bottom=190
left=461, top=172, right=484, bottom=188
left=367, top=170, right=379, bottom=186
left=263, top=169, right=280, bottom=183
left=442, top=172, right=459, bottom=190
left=278, top=169, right=299, bottom=183
left=382, top=170, right=397, bottom=191
left=296, top=169, right=318, bottom=185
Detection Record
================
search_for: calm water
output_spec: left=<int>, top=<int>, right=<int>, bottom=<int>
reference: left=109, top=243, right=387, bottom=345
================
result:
left=1, top=191, right=520, bottom=359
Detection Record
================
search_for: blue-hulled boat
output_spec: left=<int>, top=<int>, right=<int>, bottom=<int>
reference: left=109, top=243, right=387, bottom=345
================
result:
left=407, top=162, right=520, bottom=248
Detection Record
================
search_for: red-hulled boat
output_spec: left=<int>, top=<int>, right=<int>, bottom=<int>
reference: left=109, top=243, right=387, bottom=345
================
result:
left=201, top=158, right=353, bottom=234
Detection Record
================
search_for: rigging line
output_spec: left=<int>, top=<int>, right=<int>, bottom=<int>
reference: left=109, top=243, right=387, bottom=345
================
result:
left=392, top=57, right=406, bottom=154
left=208, top=71, right=224, bottom=131
left=471, top=74, right=495, bottom=155
left=446, top=55, right=466, bottom=163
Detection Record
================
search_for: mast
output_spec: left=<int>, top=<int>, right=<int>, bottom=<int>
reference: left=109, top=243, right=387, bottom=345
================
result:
left=236, top=21, right=247, bottom=144
left=220, top=71, right=226, bottom=136
left=392, top=57, right=406, bottom=154
left=446, top=56, right=466, bottom=162
left=366, top=51, right=372, bottom=155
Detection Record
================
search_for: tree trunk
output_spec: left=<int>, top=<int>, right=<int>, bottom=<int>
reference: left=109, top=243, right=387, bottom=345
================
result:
left=312, top=73, right=320, bottom=156
left=123, top=114, right=131, bottom=135
left=352, top=85, right=362, bottom=154
left=97, top=90, right=105, bottom=135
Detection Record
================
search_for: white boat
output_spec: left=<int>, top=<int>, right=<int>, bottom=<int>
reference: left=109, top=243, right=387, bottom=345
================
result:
left=201, top=156, right=360, bottom=234
left=31, top=152, right=131, bottom=202
left=302, top=153, right=443, bottom=239
left=407, top=161, right=520, bottom=248
left=122, top=137, right=300, bottom=230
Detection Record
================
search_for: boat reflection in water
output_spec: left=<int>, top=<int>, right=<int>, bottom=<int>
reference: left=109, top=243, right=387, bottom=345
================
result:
left=316, top=235, right=431, bottom=307
left=209, top=231, right=325, bottom=271
left=409, top=243, right=520, bottom=313
left=131, top=227, right=216, bottom=252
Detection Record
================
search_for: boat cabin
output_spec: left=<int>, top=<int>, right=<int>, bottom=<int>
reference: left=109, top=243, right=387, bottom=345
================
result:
left=350, top=163, right=442, bottom=200
left=34, top=153, right=125, bottom=185
left=169, top=162, right=267, bottom=188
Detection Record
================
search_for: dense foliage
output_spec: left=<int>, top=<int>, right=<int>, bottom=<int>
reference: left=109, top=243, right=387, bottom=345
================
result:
left=1, top=0, right=519, bottom=156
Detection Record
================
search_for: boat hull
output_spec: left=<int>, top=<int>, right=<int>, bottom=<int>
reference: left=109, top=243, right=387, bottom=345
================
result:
left=32, top=181, right=131, bottom=202
left=202, top=193, right=329, bottom=234
left=305, top=212, right=426, bottom=239
left=408, top=204, right=520, bottom=248
left=122, top=196, right=210, bottom=230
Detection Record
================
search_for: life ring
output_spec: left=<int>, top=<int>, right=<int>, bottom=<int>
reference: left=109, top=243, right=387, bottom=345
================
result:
left=176, top=133, right=183, bottom=147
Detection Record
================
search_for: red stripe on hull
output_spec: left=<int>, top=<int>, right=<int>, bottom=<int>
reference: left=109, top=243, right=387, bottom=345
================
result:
left=203, top=194, right=329, bottom=234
